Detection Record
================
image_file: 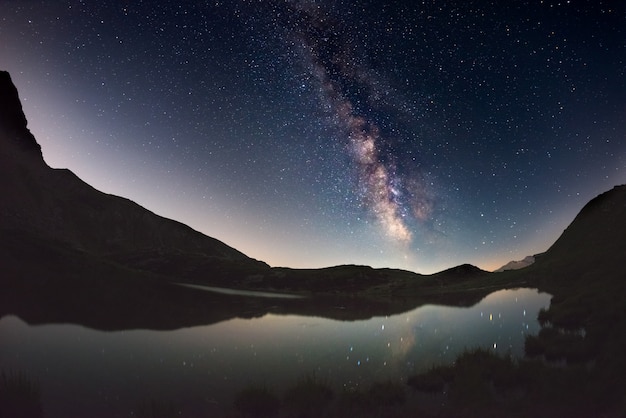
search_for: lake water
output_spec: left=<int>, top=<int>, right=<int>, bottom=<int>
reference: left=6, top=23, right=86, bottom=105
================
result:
left=0, top=288, right=550, bottom=417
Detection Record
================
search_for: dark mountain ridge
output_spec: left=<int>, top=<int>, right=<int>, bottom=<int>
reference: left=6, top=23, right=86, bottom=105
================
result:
left=0, top=69, right=490, bottom=292
left=2, top=69, right=625, bottom=332
left=0, top=71, right=41, bottom=155
left=534, top=184, right=626, bottom=275
left=0, top=71, right=267, bottom=284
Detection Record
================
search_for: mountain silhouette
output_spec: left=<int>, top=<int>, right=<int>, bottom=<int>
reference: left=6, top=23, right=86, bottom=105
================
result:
left=0, top=71, right=269, bottom=286
left=1, top=69, right=625, bottom=331
left=3, top=71, right=625, bottom=418
left=0, top=70, right=489, bottom=292
left=535, top=184, right=626, bottom=274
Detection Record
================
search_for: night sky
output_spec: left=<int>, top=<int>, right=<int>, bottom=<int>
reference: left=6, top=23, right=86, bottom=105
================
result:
left=2, top=0, right=625, bottom=273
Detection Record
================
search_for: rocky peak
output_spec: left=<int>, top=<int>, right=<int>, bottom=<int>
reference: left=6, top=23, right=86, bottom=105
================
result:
left=0, top=70, right=42, bottom=157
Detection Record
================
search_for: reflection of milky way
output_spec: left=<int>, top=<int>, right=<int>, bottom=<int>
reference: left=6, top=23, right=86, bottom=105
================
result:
left=288, top=3, right=429, bottom=243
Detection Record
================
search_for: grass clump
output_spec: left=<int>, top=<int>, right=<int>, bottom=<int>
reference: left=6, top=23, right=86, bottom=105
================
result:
left=407, top=348, right=534, bottom=415
left=525, top=326, right=592, bottom=363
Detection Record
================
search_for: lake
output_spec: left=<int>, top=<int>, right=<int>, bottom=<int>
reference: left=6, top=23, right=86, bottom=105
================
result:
left=0, top=287, right=550, bottom=417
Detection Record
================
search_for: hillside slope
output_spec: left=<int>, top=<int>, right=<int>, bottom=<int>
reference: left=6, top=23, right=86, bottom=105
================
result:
left=530, top=184, right=626, bottom=281
left=0, top=71, right=268, bottom=284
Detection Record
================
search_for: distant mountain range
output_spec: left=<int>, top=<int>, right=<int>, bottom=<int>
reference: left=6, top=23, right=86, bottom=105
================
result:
left=2, top=69, right=625, bottom=330
left=495, top=255, right=536, bottom=272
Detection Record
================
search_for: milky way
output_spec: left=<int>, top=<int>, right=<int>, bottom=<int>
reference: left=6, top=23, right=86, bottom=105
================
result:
left=285, top=1, right=435, bottom=243
left=1, top=0, right=625, bottom=272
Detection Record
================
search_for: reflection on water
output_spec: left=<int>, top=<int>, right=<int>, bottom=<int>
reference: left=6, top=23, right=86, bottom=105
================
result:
left=0, top=288, right=550, bottom=417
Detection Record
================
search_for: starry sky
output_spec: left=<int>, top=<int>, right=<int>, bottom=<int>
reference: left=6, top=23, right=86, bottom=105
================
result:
left=2, top=0, right=625, bottom=274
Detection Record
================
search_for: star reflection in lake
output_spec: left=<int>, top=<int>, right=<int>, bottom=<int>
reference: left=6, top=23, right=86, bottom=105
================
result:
left=0, top=288, right=550, bottom=417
